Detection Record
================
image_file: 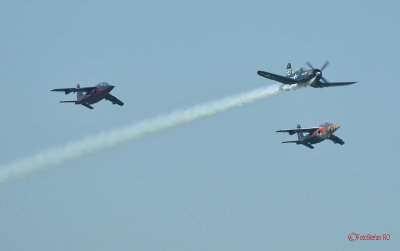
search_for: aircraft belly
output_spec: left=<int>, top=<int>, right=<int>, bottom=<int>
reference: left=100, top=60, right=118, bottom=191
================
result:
left=308, top=136, right=325, bottom=145
left=84, top=89, right=110, bottom=104
left=308, top=76, right=318, bottom=86
left=296, top=77, right=314, bottom=86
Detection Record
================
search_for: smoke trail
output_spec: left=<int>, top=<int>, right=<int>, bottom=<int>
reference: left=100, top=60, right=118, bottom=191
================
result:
left=0, top=84, right=300, bottom=186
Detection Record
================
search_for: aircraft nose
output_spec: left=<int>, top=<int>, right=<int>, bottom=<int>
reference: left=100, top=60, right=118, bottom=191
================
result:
left=109, top=85, right=115, bottom=90
left=330, top=125, right=340, bottom=132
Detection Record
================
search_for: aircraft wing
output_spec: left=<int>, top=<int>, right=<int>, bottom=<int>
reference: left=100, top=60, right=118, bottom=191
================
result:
left=303, top=143, right=314, bottom=149
left=105, top=94, right=124, bottom=106
left=328, top=135, right=345, bottom=145
left=257, top=71, right=298, bottom=85
left=314, top=81, right=357, bottom=88
left=52, top=87, right=96, bottom=94
left=277, top=127, right=320, bottom=135
left=81, top=103, right=94, bottom=109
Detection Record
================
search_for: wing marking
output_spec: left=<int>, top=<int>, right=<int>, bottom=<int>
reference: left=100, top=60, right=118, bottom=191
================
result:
left=257, top=71, right=298, bottom=85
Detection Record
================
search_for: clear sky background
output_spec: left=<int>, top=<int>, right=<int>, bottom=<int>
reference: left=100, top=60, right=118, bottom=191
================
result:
left=0, top=0, right=399, bottom=250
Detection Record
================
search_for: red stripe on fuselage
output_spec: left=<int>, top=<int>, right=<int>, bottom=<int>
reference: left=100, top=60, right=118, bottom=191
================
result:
left=78, top=88, right=112, bottom=104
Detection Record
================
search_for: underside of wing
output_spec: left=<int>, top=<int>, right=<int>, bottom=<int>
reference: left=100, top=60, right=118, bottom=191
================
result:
left=52, top=87, right=96, bottom=94
left=257, top=71, right=298, bottom=85
left=81, top=103, right=94, bottom=109
left=105, top=94, right=124, bottom=106
left=303, top=144, right=314, bottom=149
left=329, top=134, right=345, bottom=145
left=314, top=81, right=357, bottom=88
left=277, top=127, right=320, bottom=135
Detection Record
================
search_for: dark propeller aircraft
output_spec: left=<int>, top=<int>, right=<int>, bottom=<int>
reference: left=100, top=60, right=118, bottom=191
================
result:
left=257, top=61, right=356, bottom=88
left=52, top=82, right=124, bottom=109
left=276, top=122, right=344, bottom=149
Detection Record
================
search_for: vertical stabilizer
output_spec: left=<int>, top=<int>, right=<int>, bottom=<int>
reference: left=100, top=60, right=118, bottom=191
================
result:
left=297, top=124, right=304, bottom=141
left=76, top=84, right=83, bottom=100
left=286, top=63, right=292, bottom=76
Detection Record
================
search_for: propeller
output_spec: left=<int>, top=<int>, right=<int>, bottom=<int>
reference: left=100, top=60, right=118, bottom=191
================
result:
left=306, top=60, right=330, bottom=82
left=321, top=61, right=329, bottom=71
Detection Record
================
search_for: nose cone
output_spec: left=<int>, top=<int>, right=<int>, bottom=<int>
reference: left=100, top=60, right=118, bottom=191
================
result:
left=109, top=85, right=115, bottom=90
left=329, top=125, right=340, bottom=133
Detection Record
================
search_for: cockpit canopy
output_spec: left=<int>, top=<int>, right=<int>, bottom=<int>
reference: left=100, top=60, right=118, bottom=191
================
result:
left=319, top=122, right=333, bottom=127
left=294, top=67, right=305, bottom=73
left=96, top=82, right=110, bottom=88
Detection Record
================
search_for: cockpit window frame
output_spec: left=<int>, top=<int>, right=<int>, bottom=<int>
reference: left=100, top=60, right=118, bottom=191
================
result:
left=319, top=122, right=333, bottom=127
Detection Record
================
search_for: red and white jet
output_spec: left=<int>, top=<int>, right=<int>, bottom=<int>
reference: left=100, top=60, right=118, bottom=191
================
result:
left=52, top=82, right=124, bottom=109
left=277, top=122, right=344, bottom=149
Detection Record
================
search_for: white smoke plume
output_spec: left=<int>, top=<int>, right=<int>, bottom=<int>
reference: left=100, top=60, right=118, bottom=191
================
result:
left=0, top=84, right=300, bottom=186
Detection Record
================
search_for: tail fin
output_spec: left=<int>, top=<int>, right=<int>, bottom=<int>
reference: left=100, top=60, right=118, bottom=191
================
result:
left=297, top=124, right=304, bottom=141
left=76, top=84, right=83, bottom=100
left=286, top=63, right=292, bottom=76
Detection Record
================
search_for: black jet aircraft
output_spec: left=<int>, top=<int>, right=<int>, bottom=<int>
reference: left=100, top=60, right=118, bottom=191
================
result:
left=257, top=61, right=356, bottom=88
left=52, top=82, right=124, bottom=109
left=276, top=122, right=344, bottom=149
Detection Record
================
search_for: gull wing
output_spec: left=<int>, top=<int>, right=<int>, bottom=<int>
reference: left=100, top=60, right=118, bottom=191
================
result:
left=257, top=71, right=298, bottom=85
left=314, top=81, right=357, bottom=88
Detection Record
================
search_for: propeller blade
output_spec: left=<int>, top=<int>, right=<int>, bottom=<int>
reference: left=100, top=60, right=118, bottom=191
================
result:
left=306, top=61, right=314, bottom=69
left=321, top=61, right=330, bottom=71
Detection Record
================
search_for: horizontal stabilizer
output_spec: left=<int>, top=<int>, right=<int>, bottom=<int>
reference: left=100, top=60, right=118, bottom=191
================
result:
left=282, top=141, right=299, bottom=144
left=60, top=100, right=77, bottom=103
left=52, top=87, right=96, bottom=94
left=277, top=127, right=320, bottom=134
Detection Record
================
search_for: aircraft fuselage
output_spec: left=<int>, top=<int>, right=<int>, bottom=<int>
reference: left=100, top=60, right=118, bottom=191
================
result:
left=289, top=68, right=321, bottom=87
left=299, top=125, right=339, bottom=145
left=257, top=62, right=356, bottom=88
left=77, top=86, right=114, bottom=105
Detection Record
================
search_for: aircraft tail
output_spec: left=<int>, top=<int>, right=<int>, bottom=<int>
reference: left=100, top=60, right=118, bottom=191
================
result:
left=76, top=84, right=83, bottom=100
left=286, top=63, right=292, bottom=76
left=297, top=124, right=304, bottom=141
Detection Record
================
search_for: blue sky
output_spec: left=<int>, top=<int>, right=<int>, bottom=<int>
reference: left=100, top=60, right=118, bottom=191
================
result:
left=0, top=1, right=399, bottom=250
